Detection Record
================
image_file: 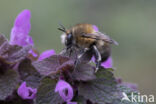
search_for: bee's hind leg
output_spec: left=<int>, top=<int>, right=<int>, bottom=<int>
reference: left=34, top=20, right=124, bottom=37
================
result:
left=93, top=45, right=101, bottom=72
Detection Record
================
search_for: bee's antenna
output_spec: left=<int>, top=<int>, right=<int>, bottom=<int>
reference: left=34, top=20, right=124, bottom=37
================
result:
left=58, top=23, right=66, bottom=33
left=59, top=23, right=66, bottom=30
left=58, top=27, right=66, bottom=32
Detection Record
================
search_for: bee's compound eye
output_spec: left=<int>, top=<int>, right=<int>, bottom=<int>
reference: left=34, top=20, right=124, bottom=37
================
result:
left=66, top=34, right=73, bottom=46
left=67, top=34, right=72, bottom=39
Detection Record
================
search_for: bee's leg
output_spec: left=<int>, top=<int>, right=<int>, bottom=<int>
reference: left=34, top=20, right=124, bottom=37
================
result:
left=93, top=45, right=101, bottom=72
left=68, top=48, right=73, bottom=57
left=66, top=45, right=72, bottom=57
left=74, top=48, right=89, bottom=70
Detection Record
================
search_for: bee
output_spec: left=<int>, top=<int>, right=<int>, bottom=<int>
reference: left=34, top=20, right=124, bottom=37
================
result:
left=58, top=23, right=118, bottom=72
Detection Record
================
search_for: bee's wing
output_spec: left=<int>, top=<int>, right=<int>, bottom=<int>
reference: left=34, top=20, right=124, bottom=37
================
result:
left=81, top=32, right=118, bottom=45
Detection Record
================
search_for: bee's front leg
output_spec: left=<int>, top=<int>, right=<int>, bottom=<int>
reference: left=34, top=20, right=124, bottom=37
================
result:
left=74, top=48, right=89, bottom=70
left=93, top=45, right=101, bottom=72
left=66, top=44, right=73, bottom=57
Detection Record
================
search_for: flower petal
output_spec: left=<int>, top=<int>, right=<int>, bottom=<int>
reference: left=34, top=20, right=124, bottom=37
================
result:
left=27, top=87, right=37, bottom=99
left=29, top=49, right=38, bottom=58
left=39, top=49, right=55, bottom=61
left=101, top=57, right=113, bottom=68
left=17, top=82, right=37, bottom=100
left=91, top=56, right=113, bottom=68
left=14, top=10, right=31, bottom=34
left=17, top=82, right=29, bottom=99
left=55, top=80, right=73, bottom=102
left=92, top=25, right=99, bottom=32
left=10, top=9, right=34, bottom=46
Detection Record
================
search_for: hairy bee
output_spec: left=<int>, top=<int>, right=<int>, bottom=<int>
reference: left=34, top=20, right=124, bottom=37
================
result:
left=58, top=23, right=118, bottom=72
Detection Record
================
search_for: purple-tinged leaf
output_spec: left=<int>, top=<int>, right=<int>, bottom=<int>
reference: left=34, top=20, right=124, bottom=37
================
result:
left=67, top=101, right=77, bottom=104
left=122, top=82, right=138, bottom=91
left=0, top=94, right=34, bottom=104
left=32, top=55, right=72, bottom=76
left=35, top=77, right=64, bottom=104
left=0, top=34, right=31, bottom=65
left=78, top=68, right=119, bottom=104
left=73, top=96, right=87, bottom=104
left=116, top=78, right=138, bottom=91
left=72, top=64, right=96, bottom=81
left=0, top=69, right=19, bottom=100
left=56, top=60, right=74, bottom=73
left=0, top=34, right=8, bottom=47
left=4, top=45, right=31, bottom=64
left=18, top=59, right=41, bottom=88
left=0, top=34, right=12, bottom=62
left=116, top=84, right=142, bottom=104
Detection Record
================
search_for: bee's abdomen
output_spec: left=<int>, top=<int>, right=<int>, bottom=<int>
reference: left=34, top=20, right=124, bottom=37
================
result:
left=99, top=45, right=111, bottom=62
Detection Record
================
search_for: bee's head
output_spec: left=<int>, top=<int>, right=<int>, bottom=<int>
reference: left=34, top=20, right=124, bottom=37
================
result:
left=58, top=24, right=73, bottom=49
left=65, top=33, right=73, bottom=48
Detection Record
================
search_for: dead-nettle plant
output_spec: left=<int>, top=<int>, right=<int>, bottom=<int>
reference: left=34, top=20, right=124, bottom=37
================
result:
left=0, top=10, right=144, bottom=104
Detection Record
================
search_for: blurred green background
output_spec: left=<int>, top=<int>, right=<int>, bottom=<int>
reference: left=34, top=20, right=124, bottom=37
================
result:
left=0, top=0, right=155, bottom=97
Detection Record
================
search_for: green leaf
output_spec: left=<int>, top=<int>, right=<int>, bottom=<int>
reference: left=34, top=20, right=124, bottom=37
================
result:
left=78, top=68, right=118, bottom=104
left=0, top=69, right=19, bottom=100
left=72, top=64, right=96, bottom=81
left=35, top=77, right=64, bottom=104
left=18, top=59, right=41, bottom=88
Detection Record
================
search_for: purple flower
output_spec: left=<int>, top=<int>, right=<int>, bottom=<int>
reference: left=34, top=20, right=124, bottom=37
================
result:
left=55, top=80, right=77, bottom=104
left=92, top=56, right=113, bottom=68
left=17, top=82, right=37, bottom=100
left=39, top=49, right=55, bottom=61
left=101, top=57, right=113, bottom=68
left=92, top=25, right=99, bottom=32
left=10, top=9, right=34, bottom=46
left=9, top=9, right=38, bottom=62
left=29, top=49, right=38, bottom=58
left=9, top=10, right=55, bottom=60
